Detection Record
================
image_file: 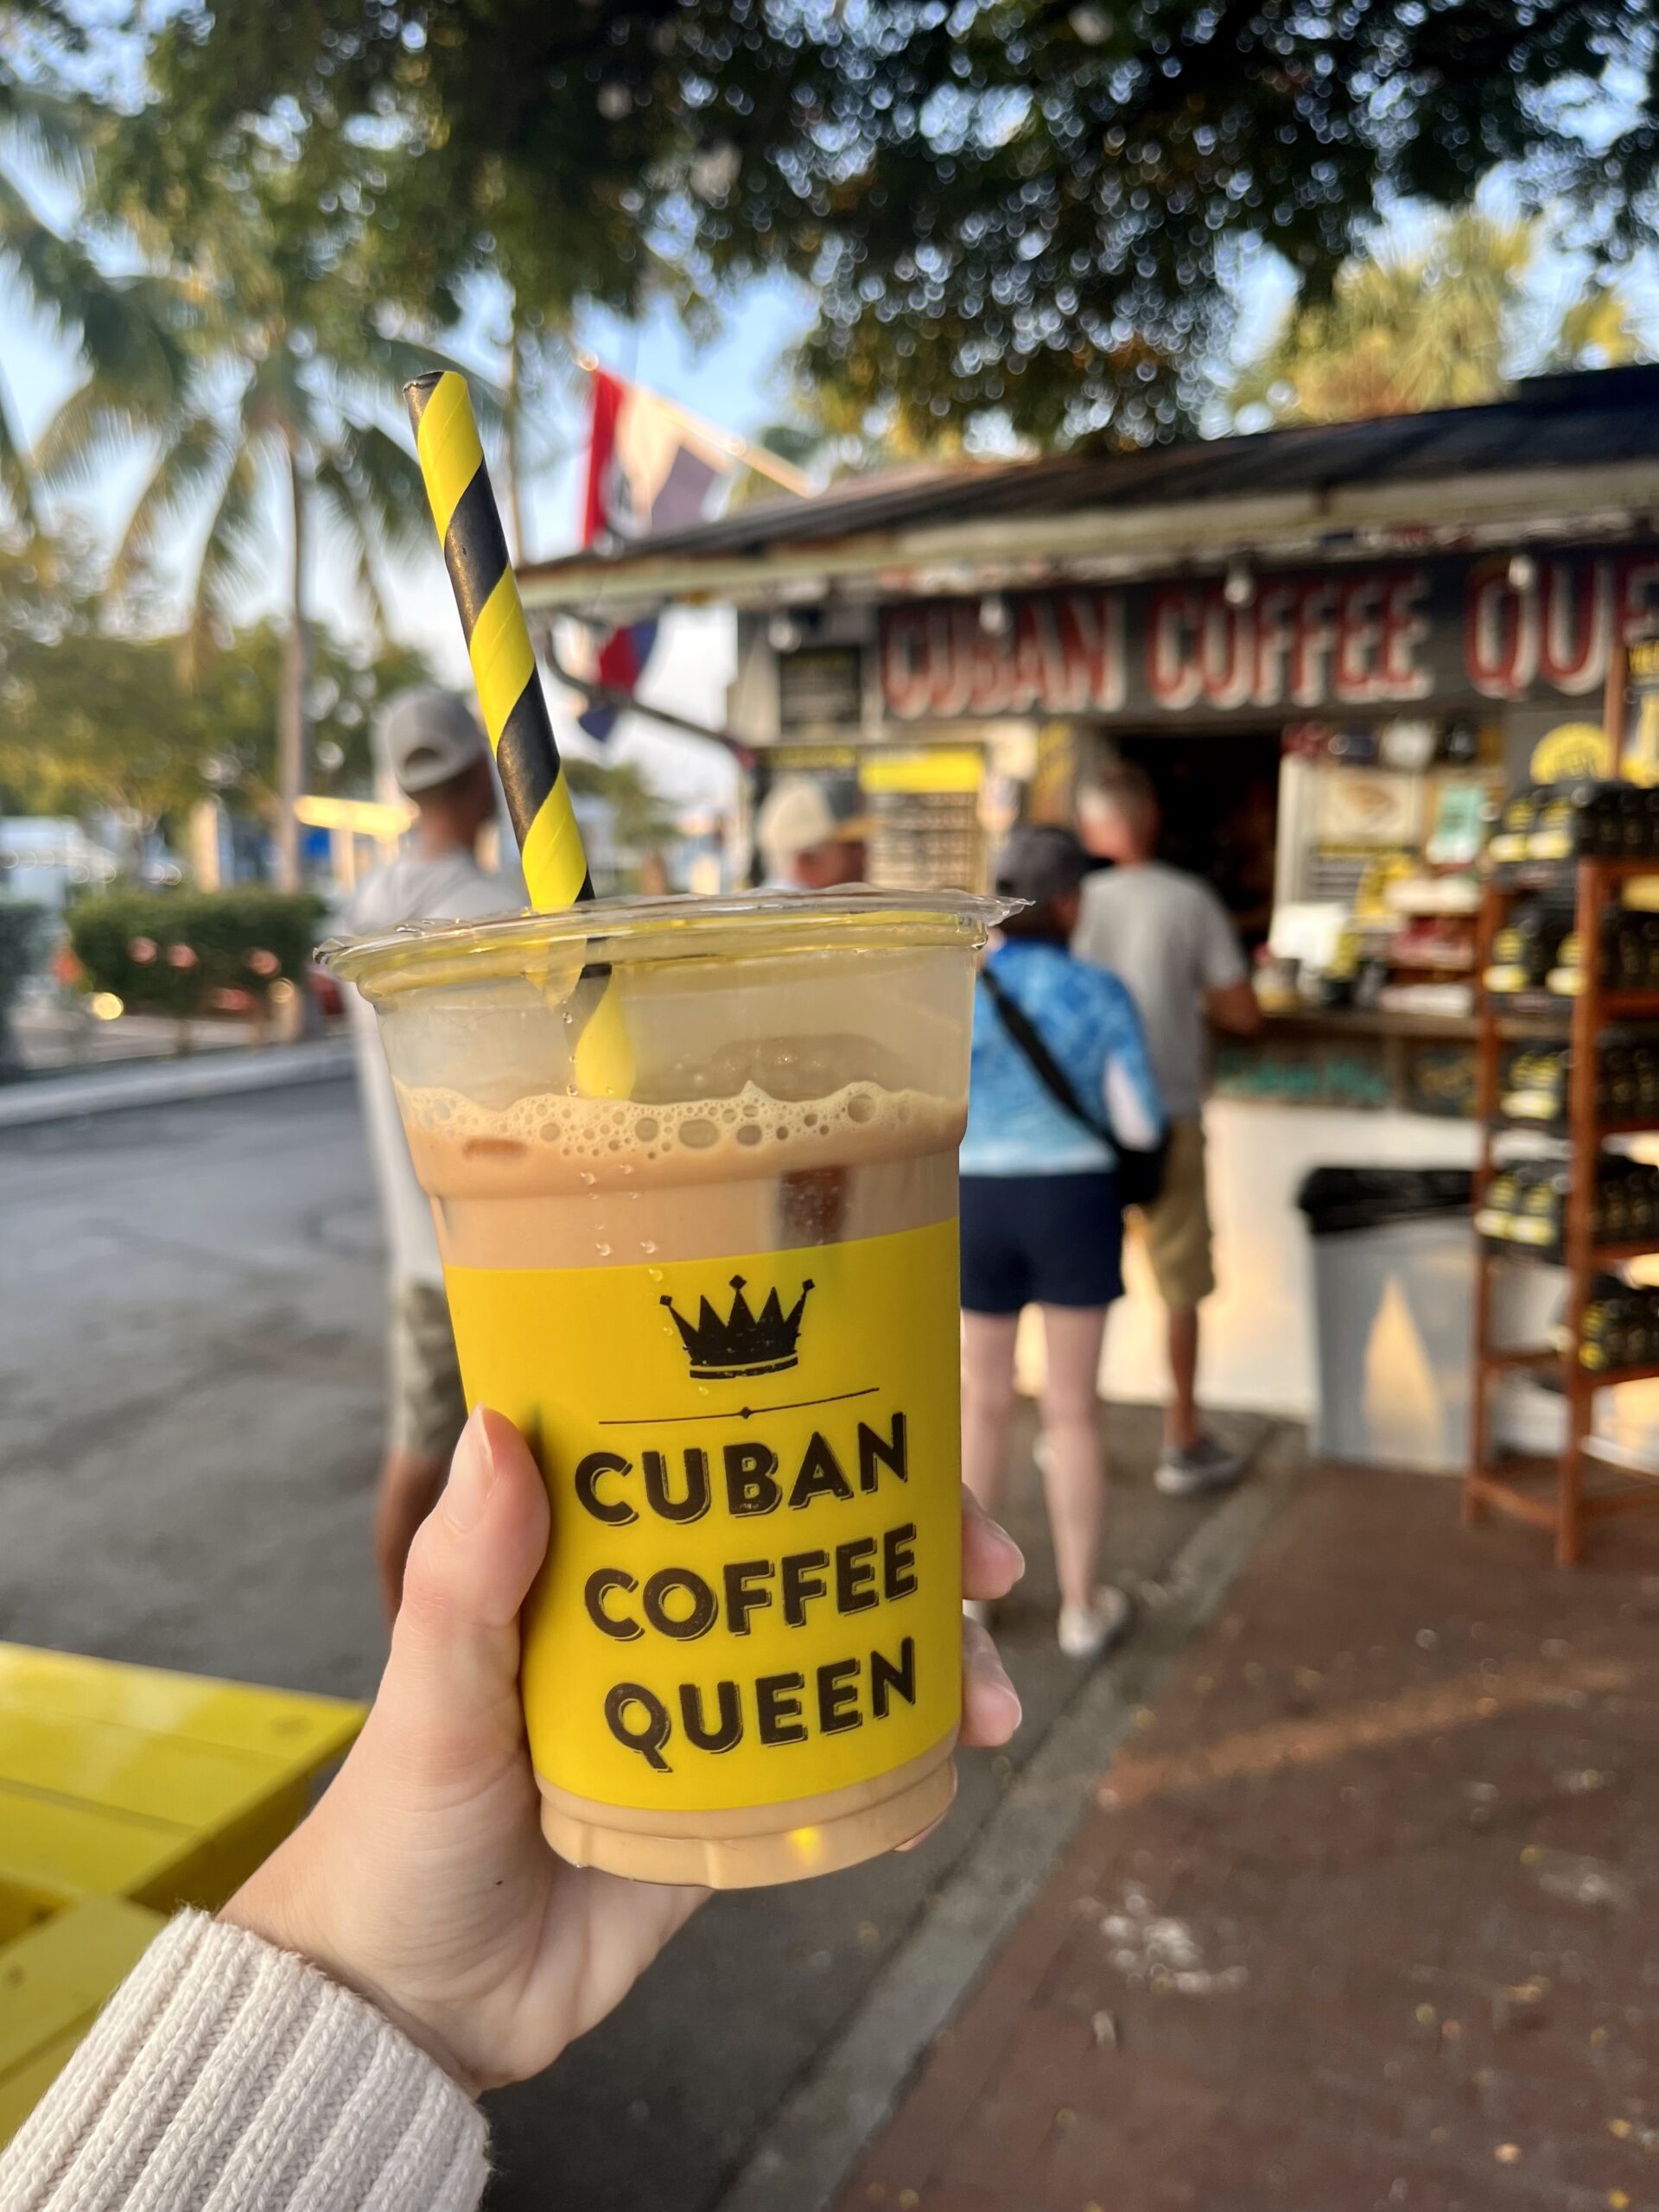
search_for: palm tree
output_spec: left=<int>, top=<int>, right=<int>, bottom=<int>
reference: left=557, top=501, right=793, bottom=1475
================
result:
left=40, top=162, right=468, bottom=889
left=1230, top=211, right=1645, bottom=429
left=0, top=48, right=190, bottom=525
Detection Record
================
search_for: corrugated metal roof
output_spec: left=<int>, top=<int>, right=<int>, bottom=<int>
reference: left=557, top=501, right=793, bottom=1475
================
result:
left=521, top=365, right=1659, bottom=593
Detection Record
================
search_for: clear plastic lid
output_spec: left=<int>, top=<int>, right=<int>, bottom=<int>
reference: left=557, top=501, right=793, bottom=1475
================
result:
left=321, top=890, right=1012, bottom=1003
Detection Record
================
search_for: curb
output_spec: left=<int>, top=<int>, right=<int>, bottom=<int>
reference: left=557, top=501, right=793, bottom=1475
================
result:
left=715, top=1436, right=1300, bottom=2212
left=0, top=1038, right=357, bottom=1128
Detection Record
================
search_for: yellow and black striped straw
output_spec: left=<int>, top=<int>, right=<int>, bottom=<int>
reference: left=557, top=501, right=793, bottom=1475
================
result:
left=404, top=369, right=632, bottom=1096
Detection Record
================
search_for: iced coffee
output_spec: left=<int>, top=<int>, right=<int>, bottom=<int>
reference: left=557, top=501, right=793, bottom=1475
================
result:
left=325, top=893, right=1001, bottom=1887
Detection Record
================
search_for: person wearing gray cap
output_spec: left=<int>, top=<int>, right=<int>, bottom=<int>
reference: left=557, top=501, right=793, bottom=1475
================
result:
left=342, top=688, right=525, bottom=1616
left=960, top=823, right=1165, bottom=1660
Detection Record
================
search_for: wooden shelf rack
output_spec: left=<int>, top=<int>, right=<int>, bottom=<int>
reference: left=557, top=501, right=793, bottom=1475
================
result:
left=1466, top=855, right=1659, bottom=1562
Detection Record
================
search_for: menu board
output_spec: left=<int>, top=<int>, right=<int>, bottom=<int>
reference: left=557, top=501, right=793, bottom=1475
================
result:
left=747, top=741, right=988, bottom=892
left=777, top=646, right=866, bottom=728
left=859, top=748, right=986, bottom=892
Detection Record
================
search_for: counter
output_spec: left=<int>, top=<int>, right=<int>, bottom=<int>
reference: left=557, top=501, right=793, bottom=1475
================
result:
left=1033, top=1080, right=1659, bottom=1478
left=1214, top=1006, right=1480, bottom=1118
left=1099, top=1095, right=1484, bottom=1452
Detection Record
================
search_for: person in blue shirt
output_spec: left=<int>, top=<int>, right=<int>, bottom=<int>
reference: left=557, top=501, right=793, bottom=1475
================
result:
left=962, top=824, right=1164, bottom=1661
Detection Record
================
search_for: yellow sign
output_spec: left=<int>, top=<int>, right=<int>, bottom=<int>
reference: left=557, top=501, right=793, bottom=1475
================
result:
left=859, top=748, right=984, bottom=796
left=1529, top=723, right=1611, bottom=785
left=445, top=1220, right=961, bottom=1812
left=294, top=793, right=415, bottom=836
left=1624, top=690, right=1659, bottom=788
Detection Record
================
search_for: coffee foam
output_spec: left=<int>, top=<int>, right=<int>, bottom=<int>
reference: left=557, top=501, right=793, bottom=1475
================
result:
left=400, top=1078, right=963, bottom=1198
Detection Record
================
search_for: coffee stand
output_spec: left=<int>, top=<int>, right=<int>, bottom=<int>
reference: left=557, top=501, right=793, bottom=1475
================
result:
left=520, top=364, right=1659, bottom=1499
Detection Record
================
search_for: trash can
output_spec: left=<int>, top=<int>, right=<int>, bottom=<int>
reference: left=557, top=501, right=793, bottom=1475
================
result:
left=1296, top=1166, right=1476, bottom=1473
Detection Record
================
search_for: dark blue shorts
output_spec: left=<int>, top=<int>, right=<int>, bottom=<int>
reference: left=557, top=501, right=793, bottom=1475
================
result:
left=960, top=1171, right=1125, bottom=1315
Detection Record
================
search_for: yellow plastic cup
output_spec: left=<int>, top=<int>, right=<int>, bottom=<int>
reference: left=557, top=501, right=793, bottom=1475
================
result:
left=326, top=892, right=1004, bottom=1886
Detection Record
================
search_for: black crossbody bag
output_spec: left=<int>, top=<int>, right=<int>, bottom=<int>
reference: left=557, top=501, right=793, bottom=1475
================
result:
left=980, top=965, right=1167, bottom=1209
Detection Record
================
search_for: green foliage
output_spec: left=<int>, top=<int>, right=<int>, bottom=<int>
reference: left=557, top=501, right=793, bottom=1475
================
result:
left=563, top=755, right=677, bottom=856
left=192, top=622, right=433, bottom=812
left=0, top=26, right=193, bottom=524
left=0, top=899, right=44, bottom=1026
left=1230, top=211, right=1647, bottom=428
left=35, top=143, right=442, bottom=660
left=29, top=66, right=481, bottom=887
left=0, top=581, right=431, bottom=834
left=67, top=889, right=324, bottom=1017
left=123, top=3, right=1659, bottom=447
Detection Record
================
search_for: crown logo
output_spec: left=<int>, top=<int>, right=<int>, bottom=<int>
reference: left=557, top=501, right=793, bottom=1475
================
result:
left=659, top=1274, right=815, bottom=1380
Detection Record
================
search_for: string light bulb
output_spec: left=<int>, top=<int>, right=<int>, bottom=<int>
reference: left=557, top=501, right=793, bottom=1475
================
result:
left=1222, top=558, right=1255, bottom=608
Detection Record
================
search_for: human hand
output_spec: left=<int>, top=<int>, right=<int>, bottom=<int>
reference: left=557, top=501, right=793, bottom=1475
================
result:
left=224, top=1407, right=1025, bottom=2095
left=372, top=1447, right=449, bottom=1618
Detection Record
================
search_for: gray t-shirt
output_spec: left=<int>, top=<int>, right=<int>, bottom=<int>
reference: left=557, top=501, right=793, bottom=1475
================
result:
left=1071, top=861, right=1247, bottom=1119
left=343, top=849, right=524, bottom=1286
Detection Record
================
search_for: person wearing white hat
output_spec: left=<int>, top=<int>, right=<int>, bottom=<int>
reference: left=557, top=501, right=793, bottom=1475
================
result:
left=342, top=688, right=524, bottom=1617
left=754, top=773, right=871, bottom=889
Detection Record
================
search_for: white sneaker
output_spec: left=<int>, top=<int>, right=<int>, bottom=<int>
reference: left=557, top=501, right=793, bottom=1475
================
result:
left=1057, top=1584, right=1134, bottom=1661
left=1154, top=1433, right=1245, bottom=1498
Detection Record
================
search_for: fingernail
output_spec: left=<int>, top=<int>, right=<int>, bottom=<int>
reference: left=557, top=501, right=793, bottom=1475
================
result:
left=985, top=1675, right=1023, bottom=1735
left=989, top=1520, right=1026, bottom=1580
left=970, top=1636, right=1021, bottom=1722
left=443, top=1405, right=498, bottom=1532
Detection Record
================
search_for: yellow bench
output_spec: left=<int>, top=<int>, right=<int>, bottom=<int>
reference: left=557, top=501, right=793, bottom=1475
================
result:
left=0, top=1897, right=165, bottom=2146
left=0, top=1642, right=365, bottom=2144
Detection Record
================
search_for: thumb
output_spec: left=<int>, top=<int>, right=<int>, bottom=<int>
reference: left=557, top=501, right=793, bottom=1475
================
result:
left=371, top=1406, right=551, bottom=1789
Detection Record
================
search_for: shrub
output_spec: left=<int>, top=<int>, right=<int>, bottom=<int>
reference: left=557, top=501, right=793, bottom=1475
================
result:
left=67, top=890, right=326, bottom=1020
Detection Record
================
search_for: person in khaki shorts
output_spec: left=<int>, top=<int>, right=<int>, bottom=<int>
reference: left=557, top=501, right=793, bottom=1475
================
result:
left=343, top=689, right=524, bottom=1613
left=1072, top=762, right=1262, bottom=1495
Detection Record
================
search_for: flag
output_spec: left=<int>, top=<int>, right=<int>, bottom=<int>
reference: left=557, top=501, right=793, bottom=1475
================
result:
left=577, top=368, right=729, bottom=739
left=582, top=368, right=727, bottom=542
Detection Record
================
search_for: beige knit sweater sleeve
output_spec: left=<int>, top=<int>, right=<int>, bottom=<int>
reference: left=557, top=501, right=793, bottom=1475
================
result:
left=0, top=1912, right=489, bottom=2212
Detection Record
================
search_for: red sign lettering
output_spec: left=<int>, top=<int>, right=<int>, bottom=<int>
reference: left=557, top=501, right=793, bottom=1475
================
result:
left=1148, top=587, right=1201, bottom=709
left=1538, top=558, right=1611, bottom=695
left=1377, top=571, right=1432, bottom=701
left=1199, top=599, right=1252, bottom=709
left=871, top=550, right=1659, bottom=723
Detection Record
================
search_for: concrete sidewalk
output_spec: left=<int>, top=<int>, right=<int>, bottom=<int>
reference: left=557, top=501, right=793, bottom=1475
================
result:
left=0, top=1036, right=354, bottom=1126
left=830, top=1468, right=1659, bottom=2212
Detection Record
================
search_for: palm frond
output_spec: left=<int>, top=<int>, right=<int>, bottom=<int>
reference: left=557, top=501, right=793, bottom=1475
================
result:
left=188, top=440, right=267, bottom=666
left=314, top=417, right=432, bottom=640
left=332, top=418, right=429, bottom=557
left=0, top=174, right=193, bottom=416
left=0, top=73, right=91, bottom=194
left=0, top=353, right=37, bottom=529
left=35, top=382, right=159, bottom=492
left=314, top=458, right=391, bottom=638
left=73, top=271, right=194, bottom=413
left=109, top=416, right=237, bottom=593
left=0, top=168, right=69, bottom=300
left=340, top=327, right=505, bottom=431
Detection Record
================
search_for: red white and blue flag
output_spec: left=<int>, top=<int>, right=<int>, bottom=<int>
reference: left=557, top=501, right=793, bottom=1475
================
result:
left=576, top=368, right=729, bottom=740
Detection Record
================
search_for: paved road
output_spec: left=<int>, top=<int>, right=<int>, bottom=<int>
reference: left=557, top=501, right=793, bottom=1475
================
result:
left=0, top=1078, right=386, bottom=1689
left=0, top=1078, right=1268, bottom=2212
